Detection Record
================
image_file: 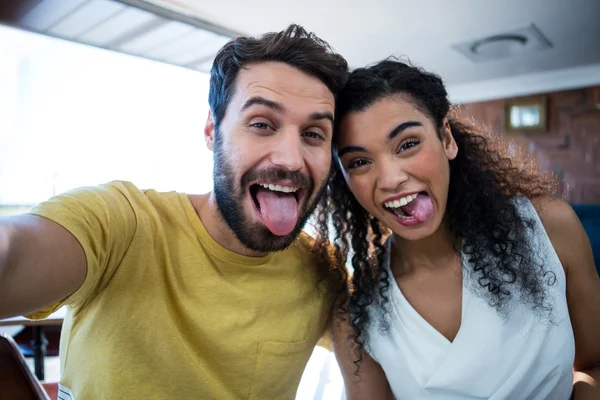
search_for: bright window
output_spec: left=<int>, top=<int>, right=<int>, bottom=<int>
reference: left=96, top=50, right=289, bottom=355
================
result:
left=0, top=24, right=213, bottom=205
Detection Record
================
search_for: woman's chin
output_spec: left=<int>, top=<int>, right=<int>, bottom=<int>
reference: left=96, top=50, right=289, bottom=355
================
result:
left=386, top=215, right=440, bottom=241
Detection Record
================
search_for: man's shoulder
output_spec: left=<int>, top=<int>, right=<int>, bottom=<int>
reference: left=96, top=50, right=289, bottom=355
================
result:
left=98, top=180, right=164, bottom=200
left=50, top=180, right=145, bottom=205
left=289, top=232, right=341, bottom=267
left=73, top=180, right=180, bottom=198
left=98, top=181, right=184, bottom=209
left=29, top=181, right=185, bottom=228
left=291, top=231, right=322, bottom=255
left=295, top=230, right=317, bottom=249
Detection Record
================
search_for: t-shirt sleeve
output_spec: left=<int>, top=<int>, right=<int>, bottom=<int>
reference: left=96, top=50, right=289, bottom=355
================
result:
left=26, top=181, right=138, bottom=318
left=316, top=329, right=333, bottom=352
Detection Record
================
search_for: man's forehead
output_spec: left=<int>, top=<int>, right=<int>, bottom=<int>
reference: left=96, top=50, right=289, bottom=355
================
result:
left=234, top=62, right=335, bottom=111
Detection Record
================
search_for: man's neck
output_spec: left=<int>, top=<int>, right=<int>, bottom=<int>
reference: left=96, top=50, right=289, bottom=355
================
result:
left=188, top=192, right=268, bottom=258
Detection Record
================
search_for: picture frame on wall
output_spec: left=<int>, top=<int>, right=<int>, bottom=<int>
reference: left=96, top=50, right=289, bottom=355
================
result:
left=505, top=95, right=547, bottom=133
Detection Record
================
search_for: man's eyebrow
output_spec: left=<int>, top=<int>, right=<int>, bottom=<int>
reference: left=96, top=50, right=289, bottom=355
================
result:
left=308, top=111, right=334, bottom=132
left=310, top=112, right=334, bottom=125
left=241, top=98, right=333, bottom=130
left=241, top=96, right=285, bottom=112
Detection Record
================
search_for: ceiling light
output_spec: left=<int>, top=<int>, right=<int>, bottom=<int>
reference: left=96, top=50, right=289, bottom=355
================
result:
left=454, top=24, right=552, bottom=62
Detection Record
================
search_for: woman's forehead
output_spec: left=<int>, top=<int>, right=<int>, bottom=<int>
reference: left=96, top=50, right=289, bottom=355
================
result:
left=337, top=97, right=431, bottom=144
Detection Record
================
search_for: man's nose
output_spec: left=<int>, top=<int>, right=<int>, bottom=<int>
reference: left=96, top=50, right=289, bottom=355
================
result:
left=268, top=130, right=304, bottom=172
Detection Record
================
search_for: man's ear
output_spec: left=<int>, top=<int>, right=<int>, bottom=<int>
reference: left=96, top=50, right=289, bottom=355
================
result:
left=204, top=110, right=216, bottom=151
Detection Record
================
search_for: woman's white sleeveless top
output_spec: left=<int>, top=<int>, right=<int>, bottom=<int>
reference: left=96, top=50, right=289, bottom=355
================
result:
left=365, top=198, right=575, bottom=399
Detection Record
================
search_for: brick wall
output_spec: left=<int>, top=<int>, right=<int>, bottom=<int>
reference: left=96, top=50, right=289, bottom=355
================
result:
left=460, top=85, right=600, bottom=204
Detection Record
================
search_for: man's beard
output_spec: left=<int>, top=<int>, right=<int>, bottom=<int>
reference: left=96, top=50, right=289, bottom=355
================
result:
left=212, top=136, right=329, bottom=253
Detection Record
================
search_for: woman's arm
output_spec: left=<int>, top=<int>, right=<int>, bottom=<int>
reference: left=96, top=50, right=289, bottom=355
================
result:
left=331, top=309, right=395, bottom=400
left=573, top=366, right=600, bottom=400
left=533, top=197, right=600, bottom=398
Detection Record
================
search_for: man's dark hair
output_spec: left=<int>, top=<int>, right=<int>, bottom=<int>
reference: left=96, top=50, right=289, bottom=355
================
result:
left=208, top=24, right=349, bottom=130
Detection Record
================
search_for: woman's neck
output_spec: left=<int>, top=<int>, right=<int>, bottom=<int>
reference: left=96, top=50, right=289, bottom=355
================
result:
left=390, top=222, right=459, bottom=276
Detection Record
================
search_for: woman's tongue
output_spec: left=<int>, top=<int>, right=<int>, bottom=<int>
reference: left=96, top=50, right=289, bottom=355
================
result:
left=255, top=188, right=299, bottom=236
left=399, top=193, right=434, bottom=222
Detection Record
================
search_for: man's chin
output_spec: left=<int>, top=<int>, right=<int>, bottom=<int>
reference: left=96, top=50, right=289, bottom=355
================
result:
left=238, top=224, right=303, bottom=253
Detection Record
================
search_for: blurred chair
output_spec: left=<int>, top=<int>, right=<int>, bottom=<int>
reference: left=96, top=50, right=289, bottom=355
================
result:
left=572, top=204, right=600, bottom=275
left=0, top=334, right=50, bottom=399
left=41, top=382, right=58, bottom=400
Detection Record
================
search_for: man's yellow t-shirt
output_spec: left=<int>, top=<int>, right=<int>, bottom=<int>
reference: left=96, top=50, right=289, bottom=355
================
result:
left=28, top=181, right=332, bottom=400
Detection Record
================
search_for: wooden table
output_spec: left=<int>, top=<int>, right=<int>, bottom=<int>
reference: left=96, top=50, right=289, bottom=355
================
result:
left=0, top=308, right=66, bottom=381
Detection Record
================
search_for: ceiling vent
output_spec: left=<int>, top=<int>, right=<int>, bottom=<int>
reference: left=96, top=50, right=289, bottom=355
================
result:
left=0, top=0, right=242, bottom=73
left=453, top=24, right=552, bottom=62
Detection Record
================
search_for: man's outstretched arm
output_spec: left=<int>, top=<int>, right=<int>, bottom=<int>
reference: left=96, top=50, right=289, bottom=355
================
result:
left=0, top=214, right=86, bottom=319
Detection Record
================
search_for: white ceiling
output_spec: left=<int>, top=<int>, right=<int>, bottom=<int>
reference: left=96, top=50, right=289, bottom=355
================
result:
left=2, top=0, right=599, bottom=103
left=0, top=0, right=238, bottom=73
left=146, top=0, right=600, bottom=100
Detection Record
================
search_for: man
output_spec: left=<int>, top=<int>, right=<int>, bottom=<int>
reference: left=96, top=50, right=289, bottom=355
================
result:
left=0, top=24, right=348, bottom=399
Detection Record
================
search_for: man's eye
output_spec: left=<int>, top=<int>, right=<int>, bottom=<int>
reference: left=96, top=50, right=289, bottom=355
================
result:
left=251, top=122, right=271, bottom=130
left=303, top=131, right=324, bottom=141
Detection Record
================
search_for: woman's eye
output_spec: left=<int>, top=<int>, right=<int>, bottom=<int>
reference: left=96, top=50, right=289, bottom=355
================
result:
left=348, top=159, right=370, bottom=169
left=399, top=139, right=420, bottom=152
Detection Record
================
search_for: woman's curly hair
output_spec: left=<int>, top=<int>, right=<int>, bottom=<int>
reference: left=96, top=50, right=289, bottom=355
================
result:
left=311, top=59, right=563, bottom=370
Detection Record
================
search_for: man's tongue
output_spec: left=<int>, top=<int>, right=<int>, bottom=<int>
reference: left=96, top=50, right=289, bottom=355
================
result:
left=400, top=193, right=434, bottom=222
left=255, top=188, right=299, bottom=236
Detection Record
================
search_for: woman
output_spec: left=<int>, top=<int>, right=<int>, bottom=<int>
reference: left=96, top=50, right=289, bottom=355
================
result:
left=314, top=60, right=600, bottom=399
